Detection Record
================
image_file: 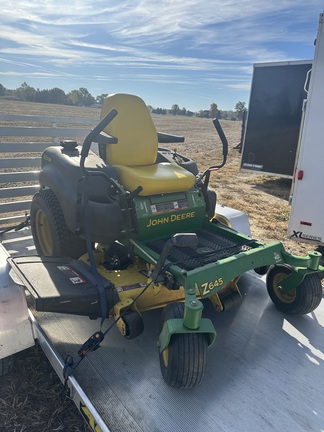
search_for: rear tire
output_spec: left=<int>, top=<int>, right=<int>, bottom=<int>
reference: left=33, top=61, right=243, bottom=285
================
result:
left=31, top=189, right=87, bottom=259
left=159, top=302, right=208, bottom=389
left=266, top=264, right=323, bottom=315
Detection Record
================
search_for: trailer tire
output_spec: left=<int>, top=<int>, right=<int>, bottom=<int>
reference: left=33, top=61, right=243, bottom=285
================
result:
left=31, top=189, right=87, bottom=259
left=266, top=264, right=323, bottom=315
left=159, top=302, right=208, bottom=389
left=0, top=355, right=14, bottom=377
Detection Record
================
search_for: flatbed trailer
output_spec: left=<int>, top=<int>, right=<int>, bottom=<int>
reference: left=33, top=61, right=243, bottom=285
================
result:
left=1, top=228, right=324, bottom=432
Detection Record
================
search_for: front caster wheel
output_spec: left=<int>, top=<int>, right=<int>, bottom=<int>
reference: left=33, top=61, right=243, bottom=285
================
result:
left=122, top=310, right=144, bottom=340
left=158, top=302, right=208, bottom=389
left=266, top=264, right=323, bottom=315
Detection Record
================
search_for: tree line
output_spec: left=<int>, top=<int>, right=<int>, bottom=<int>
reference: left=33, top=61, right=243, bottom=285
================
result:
left=0, top=82, right=105, bottom=107
left=0, top=82, right=246, bottom=120
left=161, top=101, right=246, bottom=120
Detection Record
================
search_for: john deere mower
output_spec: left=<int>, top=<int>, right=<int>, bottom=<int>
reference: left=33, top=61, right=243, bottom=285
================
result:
left=10, top=93, right=323, bottom=389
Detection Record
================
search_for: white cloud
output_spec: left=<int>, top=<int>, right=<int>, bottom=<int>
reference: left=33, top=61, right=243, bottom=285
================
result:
left=226, top=82, right=252, bottom=91
left=0, top=71, right=62, bottom=78
left=0, top=0, right=323, bottom=108
left=2, top=1, right=322, bottom=46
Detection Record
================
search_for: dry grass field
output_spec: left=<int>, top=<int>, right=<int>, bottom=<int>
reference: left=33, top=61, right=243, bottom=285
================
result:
left=0, top=100, right=315, bottom=431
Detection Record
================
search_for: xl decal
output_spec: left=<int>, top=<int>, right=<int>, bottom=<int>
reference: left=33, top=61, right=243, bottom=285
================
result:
left=292, top=230, right=322, bottom=242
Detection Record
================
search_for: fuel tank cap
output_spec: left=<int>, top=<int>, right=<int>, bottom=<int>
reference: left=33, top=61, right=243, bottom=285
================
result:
left=60, top=140, right=78, bottom=151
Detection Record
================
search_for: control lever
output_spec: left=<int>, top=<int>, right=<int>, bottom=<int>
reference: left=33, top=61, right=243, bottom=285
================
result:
left=80, top=108, right=118, bottom=170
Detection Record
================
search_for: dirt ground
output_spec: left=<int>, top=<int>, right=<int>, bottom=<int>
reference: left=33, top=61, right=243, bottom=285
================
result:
left=0, top=100, right=317, bottom=431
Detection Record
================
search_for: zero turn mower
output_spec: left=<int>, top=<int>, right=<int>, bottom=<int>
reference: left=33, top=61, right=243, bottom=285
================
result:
left=10, top=94, right=323, bottom=389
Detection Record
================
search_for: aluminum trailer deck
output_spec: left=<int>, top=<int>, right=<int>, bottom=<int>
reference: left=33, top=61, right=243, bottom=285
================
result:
left=1, top=228, right=324, bottom=432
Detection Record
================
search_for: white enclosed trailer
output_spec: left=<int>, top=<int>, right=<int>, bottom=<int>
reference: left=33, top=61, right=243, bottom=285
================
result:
left=288, top=13, right=324, bottom=246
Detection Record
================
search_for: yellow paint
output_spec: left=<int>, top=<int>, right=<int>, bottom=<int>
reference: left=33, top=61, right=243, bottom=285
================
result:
left=80, top=402, right=103, bottom=432
left=94, top=258, right=188, bottom=313
left=195, top=277, right=224, bottom=297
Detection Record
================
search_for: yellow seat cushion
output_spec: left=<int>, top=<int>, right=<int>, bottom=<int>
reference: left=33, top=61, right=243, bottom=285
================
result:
left=100, top=93, right=195, bottom=196
left=115, top=162, right=195, bottom=196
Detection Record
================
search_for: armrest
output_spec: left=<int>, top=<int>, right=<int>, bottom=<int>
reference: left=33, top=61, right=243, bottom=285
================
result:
left=157, top=132, right=185, bottom=143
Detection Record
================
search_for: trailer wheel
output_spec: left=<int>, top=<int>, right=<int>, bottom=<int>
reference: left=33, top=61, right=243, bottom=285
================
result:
left=158, top=302, right=208, bottom=389
left=0, top=355, right=14, bottom=377
left=31, top=189, right=87, bottom=259
left=266, top=264, right=323, bottom=315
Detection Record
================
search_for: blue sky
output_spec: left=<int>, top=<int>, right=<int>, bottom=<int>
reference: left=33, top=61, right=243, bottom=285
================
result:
left=0, top=1, right=323, bottom=111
